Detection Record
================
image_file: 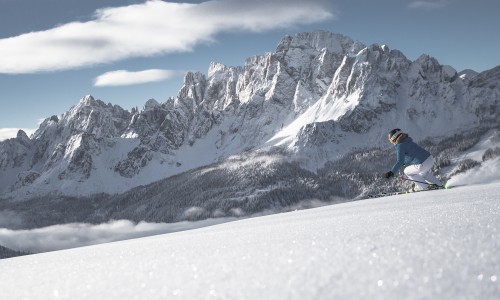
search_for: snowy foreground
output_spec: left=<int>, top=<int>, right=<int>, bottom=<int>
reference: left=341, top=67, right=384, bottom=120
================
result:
left=2, top=182, right=500, bottom=299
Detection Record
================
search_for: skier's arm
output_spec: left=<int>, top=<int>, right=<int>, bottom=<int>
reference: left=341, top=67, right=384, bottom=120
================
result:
left=390, top=144, right=405, bottom=173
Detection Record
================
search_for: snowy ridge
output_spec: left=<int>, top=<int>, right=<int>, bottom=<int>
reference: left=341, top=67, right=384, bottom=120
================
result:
left=0, top=30, right=499, bottom=198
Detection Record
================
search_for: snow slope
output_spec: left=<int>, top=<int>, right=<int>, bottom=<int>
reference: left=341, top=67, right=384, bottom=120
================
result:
left=1, top=180, right=500, bottom=299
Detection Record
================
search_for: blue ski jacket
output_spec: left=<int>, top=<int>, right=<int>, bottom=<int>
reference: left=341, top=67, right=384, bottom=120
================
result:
left=391, top=137, right=431, bottom=173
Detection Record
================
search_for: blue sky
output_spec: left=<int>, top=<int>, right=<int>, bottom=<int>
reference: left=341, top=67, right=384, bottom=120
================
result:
left=0, top=0, right=499, bottom=140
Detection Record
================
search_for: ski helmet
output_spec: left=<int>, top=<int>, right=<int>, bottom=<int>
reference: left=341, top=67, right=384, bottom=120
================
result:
left=388, top=128, right=402, bottom=143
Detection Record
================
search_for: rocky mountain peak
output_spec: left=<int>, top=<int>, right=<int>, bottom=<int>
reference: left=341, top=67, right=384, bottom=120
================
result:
left=276, top=30, right=364, bottom=57
left=143, top=99, right=160, bottom=111
left=414, top=54, right=441, bottom=73
left=81, top=94, right=96, bottom=105
left=208, top=62, right=231, bottom=77
left=16, top=130, right=31, bottom=145
left=469, top=65, right=500, bottom=88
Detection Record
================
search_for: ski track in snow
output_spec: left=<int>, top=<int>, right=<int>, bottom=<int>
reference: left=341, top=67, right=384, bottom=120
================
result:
left=1, top=182, right=500, bottom=299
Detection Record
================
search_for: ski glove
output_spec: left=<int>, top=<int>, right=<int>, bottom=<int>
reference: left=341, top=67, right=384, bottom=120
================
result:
left=384, top=171, right=394, bottom=179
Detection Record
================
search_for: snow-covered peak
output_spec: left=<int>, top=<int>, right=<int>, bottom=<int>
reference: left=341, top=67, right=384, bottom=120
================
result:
left=75, top=94, right=97, bottom=107
left=58, top=96, right=129, bottom=138
left=414, top=54, right=441, bottom=71
left=15, top=130, right=30, bottom=145
left=469, top=65, right=500, bottom=88
left=276, top=30, right=364, bottom=56
left=182, top=71, right=205, bottom=86
left=381, top=44, right=390, bottom=53
left=208, top=62, right=228, bottom=77
left=83, top=94, right=94, bottom=102
left=143, top=99, right=160, bottom=111
left=458, top=69, right=479, bottom=80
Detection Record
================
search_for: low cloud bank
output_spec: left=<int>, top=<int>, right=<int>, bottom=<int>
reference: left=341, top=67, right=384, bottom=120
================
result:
left=0, top=218, right=237, bottom=253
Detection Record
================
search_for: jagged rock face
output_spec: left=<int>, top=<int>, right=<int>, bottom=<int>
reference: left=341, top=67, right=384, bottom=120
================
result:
left=57, top=133, right=98, bottom=181
left=0, top=130, right=31, bottom=170
left=188, top=31, right=368, bottom=150
left=13, top=171, right=40, bottom=189
left=0, top=30, right=499, bottom=197
left=467, top=66, right=500, bottom=120
left=296, top=121, right=338, bottom=147
left=329, top=45, right=409, bottom=133
left=114, top=145, right=153, bottom=178
left=44, top=96, right=131, bottom=139
left=275, top=31, right=364, bottom=99
left=0, top=96, right=133, bottom=193
left=31, top=97, right=131, bottom=175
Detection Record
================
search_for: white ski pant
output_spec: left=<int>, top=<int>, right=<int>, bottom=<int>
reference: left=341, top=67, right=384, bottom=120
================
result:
left=404, top=155, right=441, bottom=190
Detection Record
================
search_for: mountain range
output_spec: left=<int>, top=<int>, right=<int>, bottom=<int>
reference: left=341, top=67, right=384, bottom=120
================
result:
left=0, top=30, right=499, bottom=226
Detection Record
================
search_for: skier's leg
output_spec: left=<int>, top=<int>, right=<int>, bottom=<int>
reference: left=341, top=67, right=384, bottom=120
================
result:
left=404, top=164, right=427, bottom=190
left=405, top=156, right=442, bottom=190
left=420, top=156, right=443, bottom=186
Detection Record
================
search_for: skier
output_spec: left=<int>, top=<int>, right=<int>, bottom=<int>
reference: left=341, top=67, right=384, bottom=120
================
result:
left=384, top=128, right=443, bottom=191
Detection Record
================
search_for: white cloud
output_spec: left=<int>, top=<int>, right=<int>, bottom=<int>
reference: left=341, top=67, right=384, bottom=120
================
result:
left=408, top=0, right=448, bottom=10
left=0, top=128, right=36, bottom=141
left=94, top=69, right=179, bottom=86
left=0, top=0, right=334, bottom=74
left=0, top=218, right=237, bottom=253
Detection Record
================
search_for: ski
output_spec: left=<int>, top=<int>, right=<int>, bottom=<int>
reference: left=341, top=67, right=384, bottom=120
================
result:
left=367, top=191, right=410, bottom=198
left=367, top=185, right=447, bottom=198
